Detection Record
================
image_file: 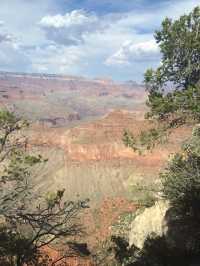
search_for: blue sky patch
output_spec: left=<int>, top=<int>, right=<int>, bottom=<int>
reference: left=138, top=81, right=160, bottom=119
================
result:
left=0, top=0, right=199, bottom=81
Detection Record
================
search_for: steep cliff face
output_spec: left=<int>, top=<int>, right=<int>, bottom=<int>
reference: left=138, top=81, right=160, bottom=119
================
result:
left=26, top=109, right=192, bottom=205
left=129, top=201, right=169, bottom=249
left=28, top=110, right=146, bottom=161
left=28, top=109, right=191, bottom=164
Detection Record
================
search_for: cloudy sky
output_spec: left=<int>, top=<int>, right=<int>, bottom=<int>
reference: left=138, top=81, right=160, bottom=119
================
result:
left=0, top=0, right=199, bottom=81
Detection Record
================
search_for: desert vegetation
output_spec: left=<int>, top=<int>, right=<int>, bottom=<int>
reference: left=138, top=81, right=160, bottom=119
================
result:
left=107, top=6, right=200, bottom=266
left=0, top=4, right=200, bottom=266
left=0, top=110, right=89, bottom=266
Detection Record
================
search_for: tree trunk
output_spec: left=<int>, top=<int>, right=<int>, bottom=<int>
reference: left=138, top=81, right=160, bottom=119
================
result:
left=16, top=256, right=22, bottom=266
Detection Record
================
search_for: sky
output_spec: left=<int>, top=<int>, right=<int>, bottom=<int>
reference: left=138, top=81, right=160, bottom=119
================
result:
left=0, top=0, right=199, bottom=82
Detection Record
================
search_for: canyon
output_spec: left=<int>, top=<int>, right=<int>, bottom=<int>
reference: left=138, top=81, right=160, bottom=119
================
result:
left=0, top=72, right=192, bottom=263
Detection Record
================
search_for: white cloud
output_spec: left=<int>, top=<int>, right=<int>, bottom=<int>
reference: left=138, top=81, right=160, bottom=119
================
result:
left=105, top=39, right=160, bottom=66
left=0, top=0, right=199, bottom=81
left=27, top=44, right=86, bottom=74
left=40, top=10, right=97, bottom=28
left=36, top=0, right=200, bottom=80
left=39, top=10, right=100, bottom=45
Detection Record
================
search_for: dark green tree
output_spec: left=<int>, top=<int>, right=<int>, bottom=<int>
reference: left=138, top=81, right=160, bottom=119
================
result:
left=120, top=126, right=200, bottom=266
left=145, top=6, right=200, bottom=122
left=117, top=5, right=200, bottom=266
left=124, top=6, right=200, bottom=151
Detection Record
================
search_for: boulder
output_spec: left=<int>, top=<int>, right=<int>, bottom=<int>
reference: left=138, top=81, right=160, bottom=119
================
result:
left=129, top=200, right=169, bottom=249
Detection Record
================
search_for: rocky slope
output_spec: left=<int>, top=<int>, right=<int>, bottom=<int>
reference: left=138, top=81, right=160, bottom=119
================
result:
left=26, top=109, right=192, bottom=204
left=0, top=72, right=193, bottom=259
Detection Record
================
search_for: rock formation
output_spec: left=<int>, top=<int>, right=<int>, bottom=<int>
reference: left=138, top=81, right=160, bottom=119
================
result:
left=129, top=201, right=169, bottom=249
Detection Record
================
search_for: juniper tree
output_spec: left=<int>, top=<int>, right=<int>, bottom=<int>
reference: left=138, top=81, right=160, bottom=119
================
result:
left=124, top=6, right=200, bottom=151
left=119, top=6, right=200, bottom=266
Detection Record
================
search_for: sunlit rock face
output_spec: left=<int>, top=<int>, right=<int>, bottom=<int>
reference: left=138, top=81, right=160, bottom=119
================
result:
left=129, top=201, right=169, bottom=249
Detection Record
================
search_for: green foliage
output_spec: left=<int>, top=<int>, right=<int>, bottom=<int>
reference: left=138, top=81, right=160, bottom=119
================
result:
left=130, top=183, right=158, bottom=208
left=127, top=235, right=193, bottom=266
left=0, top=110, right=21, bottom=128
left=45, top=189, right=65, bottom=208
left=111, top=212, right=136, bottom=239
left=118, top=6, right=200, bottom=266
left=145, top=6, right=200, bottom=122
left=139, top=128, right=167, bottom=150
left=157, top=7, right=200, bottom=87
left=123, top=127, right=168, bottom=153
left=0, top=228, right=36, bottom=265
left=124, top=6, right=200, bottom=152
left=122, top=129, right=200, bottom=265
left=146, top=6, right=200, bottom=91
left=93, top=236, right=139, bottom=266
left=109, top=236, right=139, bottom=266
left=146, top=85, right=200, bottom=122
left=0, top=109, right=89, bottom=266
left=110, top=130, right=200, bottom=265
left=123, top=130, right=136, bottom=150
left=161, top=125, right=200, bottom=220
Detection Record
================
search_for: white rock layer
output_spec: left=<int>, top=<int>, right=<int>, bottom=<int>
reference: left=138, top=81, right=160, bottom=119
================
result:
left=129, top=201, right=169, bottom=249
